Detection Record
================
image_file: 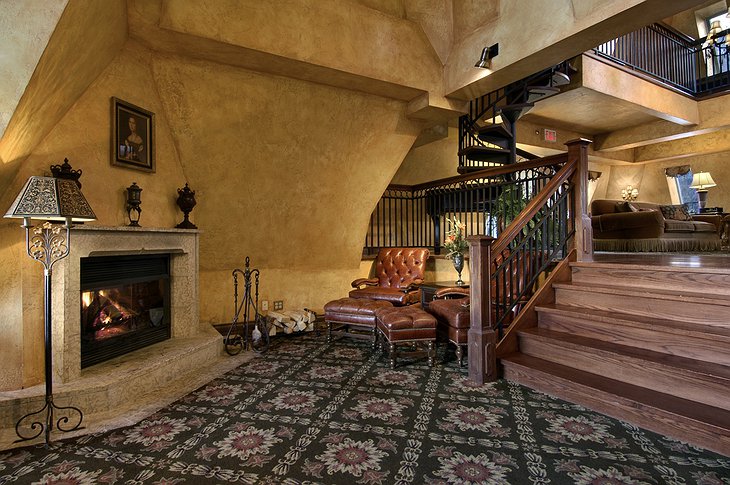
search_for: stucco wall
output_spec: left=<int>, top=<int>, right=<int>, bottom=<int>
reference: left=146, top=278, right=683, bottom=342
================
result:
left=149, top=54, right=420, bottom=323
left=0, top=38, right=421, bottom=387
left=392, top=126, right=460, bottom=185
left=607, top=156, right=730, bottom=210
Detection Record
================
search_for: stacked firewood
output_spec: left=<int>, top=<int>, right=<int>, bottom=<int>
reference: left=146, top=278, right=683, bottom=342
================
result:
left=267, top=309, right=316, bottom=335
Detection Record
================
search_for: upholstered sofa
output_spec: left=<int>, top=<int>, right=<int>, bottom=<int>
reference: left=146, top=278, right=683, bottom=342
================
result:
left=591, top=199, right=721, bottom=252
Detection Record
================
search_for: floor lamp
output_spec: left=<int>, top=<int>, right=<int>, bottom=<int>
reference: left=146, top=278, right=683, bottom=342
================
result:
left=4, top=176, right=96, bottom=444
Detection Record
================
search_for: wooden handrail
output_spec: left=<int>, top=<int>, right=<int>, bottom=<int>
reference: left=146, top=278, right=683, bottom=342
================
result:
left=491, top=159, right=576, bottom=257
left=386, top=154, right=568, bottom=193
left=467, top=139, right=592, bottom=384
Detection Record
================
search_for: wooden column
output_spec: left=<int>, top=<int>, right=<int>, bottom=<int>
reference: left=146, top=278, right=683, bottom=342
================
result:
left=566, top=138, right=593, bottom=262
left=467, top=235, right=497, bottom=384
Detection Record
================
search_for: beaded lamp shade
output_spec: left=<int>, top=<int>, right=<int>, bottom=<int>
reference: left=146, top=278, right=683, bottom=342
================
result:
left=5, top=176, right=96, bottom=222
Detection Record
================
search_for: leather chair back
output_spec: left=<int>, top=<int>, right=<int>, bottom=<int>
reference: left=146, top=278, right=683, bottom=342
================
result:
left=374, top=247, right=429, bottom=289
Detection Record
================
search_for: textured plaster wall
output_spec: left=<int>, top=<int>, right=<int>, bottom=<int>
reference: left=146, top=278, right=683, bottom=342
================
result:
left=0, top=0, right=67, bottom=140
left=150, top=54, right=421, bottom=323
left=607, top=156, right=730, bottom=210
left=392, top=126, right=460, bottom=185
left=0, top=225, right=24, bottom=390
left=156, top=0, right=443, bottom=94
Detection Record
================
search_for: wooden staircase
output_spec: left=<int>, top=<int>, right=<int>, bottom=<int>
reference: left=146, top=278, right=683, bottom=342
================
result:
left=501, top=257, right=730, bottom=456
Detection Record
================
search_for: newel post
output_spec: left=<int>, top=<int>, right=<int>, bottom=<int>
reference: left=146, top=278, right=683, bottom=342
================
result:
left=566, top=138, right=594, bottom=262
left=467, top=235, right=497, bottom=384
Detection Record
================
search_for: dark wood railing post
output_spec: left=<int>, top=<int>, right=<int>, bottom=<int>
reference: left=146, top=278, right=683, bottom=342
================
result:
left=467, top=235, right=497, bottom=384
left=566, top=138, right=593, bottom=262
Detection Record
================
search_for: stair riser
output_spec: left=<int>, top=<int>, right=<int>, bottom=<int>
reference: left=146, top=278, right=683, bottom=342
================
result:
left=537, top=311, right=730, bottom=366
left=518, top=335, right=730, bottom=410
left=502, top=361, right=730, bottom=457
left=572, top=266, right=730, bottom=296
left=555, top=287, right=730, bottom=326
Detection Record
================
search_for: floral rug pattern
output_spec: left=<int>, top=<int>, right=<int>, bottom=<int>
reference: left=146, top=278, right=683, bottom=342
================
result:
left=1, top=335, right=729, bottom=484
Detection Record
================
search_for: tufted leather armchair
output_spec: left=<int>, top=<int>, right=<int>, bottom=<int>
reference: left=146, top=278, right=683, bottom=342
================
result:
left=349, top=247, right=429, bottom=306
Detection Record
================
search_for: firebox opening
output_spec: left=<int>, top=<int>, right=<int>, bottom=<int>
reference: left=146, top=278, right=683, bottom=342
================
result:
left=80, top=254, right=171, bottom=368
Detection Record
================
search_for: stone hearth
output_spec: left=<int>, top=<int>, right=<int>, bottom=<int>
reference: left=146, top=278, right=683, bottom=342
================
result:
left=0, top=226, right=232, bottom=450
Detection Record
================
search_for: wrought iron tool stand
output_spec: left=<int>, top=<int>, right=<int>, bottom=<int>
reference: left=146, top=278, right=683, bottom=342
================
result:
left=224, top=257, right=270, bottom=354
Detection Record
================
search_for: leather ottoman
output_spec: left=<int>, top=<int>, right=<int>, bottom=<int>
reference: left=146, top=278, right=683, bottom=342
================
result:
left=428, top=298, right=469, bottom=367
left=375, top=305, right=436, bottom=369
left=324, top=297, right=393, bottom=349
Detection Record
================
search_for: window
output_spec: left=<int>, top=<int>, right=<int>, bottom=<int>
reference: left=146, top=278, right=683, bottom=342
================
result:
left=675, top=170, right=699, bottom=213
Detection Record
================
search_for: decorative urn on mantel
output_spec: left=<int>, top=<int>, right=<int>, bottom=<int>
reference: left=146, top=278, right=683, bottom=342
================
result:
left=175, top=183, right=198, bottom=229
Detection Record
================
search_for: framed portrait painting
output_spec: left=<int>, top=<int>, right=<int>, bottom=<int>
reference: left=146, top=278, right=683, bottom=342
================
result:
left=111, top=97, right=155, bottom=172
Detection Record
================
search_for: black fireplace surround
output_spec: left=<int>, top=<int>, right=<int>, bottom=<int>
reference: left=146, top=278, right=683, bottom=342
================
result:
left=80, top=254, right=171, bottom=368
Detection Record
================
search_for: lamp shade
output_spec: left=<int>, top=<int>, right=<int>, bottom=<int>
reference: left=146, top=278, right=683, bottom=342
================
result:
left=4, top=176, right=96, bottom=222
left=689, top=172, right=717, bottom=190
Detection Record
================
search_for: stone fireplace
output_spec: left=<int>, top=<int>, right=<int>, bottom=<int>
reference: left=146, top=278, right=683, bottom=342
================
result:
left=52, top=226, right=202, bottom=383
left=0, top=225, right=228, bottom=449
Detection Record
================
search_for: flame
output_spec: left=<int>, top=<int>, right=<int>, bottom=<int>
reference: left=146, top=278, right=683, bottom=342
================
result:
left=81, top=291, right=93, bottom=308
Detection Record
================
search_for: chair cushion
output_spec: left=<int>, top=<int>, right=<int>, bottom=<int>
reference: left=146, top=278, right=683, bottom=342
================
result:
left=349, top=287, right=419, bottom=305
left=324, top=298, right=393, bottom=326
left=428, top=298, right=470, bottom=329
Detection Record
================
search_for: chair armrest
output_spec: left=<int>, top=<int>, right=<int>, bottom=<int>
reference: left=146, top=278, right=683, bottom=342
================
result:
left=692, top=214, right=721, bottom=231
left=401, top=278, right=424, bottom=293
left=434, top=287, right=470, bottom=299
left=351, top=278, right=379, bottom=288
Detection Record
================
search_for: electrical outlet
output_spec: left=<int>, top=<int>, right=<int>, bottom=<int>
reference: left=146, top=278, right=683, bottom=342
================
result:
left=274, top=300, right=284, bottom=311
left=261, top=300, right=269, bottom=311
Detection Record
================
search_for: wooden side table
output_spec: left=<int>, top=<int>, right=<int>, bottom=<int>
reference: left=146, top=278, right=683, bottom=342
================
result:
left=420, top=281, right=469, bottom=310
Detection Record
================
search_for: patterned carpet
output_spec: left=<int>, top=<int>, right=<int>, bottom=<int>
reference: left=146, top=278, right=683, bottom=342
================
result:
left=1, top=334, right=728, bottom=484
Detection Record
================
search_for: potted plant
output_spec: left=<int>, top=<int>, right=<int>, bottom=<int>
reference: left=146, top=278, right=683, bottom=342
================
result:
left=443, top=217, right=469, bottom=285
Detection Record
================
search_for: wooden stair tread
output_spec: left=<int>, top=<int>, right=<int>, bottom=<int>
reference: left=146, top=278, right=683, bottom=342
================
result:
left=553, top=281, right=730, bottom=306
left=458, top=145, right=510, bottom=162
left=525, top=85, right=560, bottom=102
left=477, top=123, right=512, bottom=139
left=502, top=353, right=730, bottom=431
left=571, top=259, right=730, bottom=275
left=498, top=103, right=533, bottom=123
left=537, top=303, right=730, bottom=339
left=519, top=327, right=730, bottom=380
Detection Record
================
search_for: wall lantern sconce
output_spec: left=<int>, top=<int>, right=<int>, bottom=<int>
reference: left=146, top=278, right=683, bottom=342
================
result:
left=621, top=185, right=639, bottom=201
left=475, top=43, right=499, bottom=69
left=690, top=171, right=717, bottom=209
left=126, top=182, right=143, bottom=226
left=588, top=171, right=602, bottom=182
left=4, top=176, right=96, bottom=444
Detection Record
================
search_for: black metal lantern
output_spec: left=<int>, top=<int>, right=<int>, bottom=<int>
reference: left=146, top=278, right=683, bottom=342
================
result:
left=126, top=182, right=142, bottom=226
left=175, top=183, right=198, bottom=229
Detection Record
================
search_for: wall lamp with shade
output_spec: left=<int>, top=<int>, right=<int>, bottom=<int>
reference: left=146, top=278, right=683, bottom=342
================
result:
left=690, top=171, right=717, bottom=209
left=475, top=43, right=499, bottom=68
left=4, top=175, right=96, bottom=444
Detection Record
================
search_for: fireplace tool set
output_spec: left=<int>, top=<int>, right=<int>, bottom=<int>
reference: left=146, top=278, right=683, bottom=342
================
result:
left=224, top=257, right=271, bottom=355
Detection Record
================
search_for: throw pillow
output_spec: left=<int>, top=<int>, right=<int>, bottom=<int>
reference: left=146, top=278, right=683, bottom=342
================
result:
left=659, top=204, right=692, bottom=221
left=627, top=203, right=656, bottom=213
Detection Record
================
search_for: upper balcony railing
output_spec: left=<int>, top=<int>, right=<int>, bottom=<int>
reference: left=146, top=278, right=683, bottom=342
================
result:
left=592, top=23, right=730, bottom=96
